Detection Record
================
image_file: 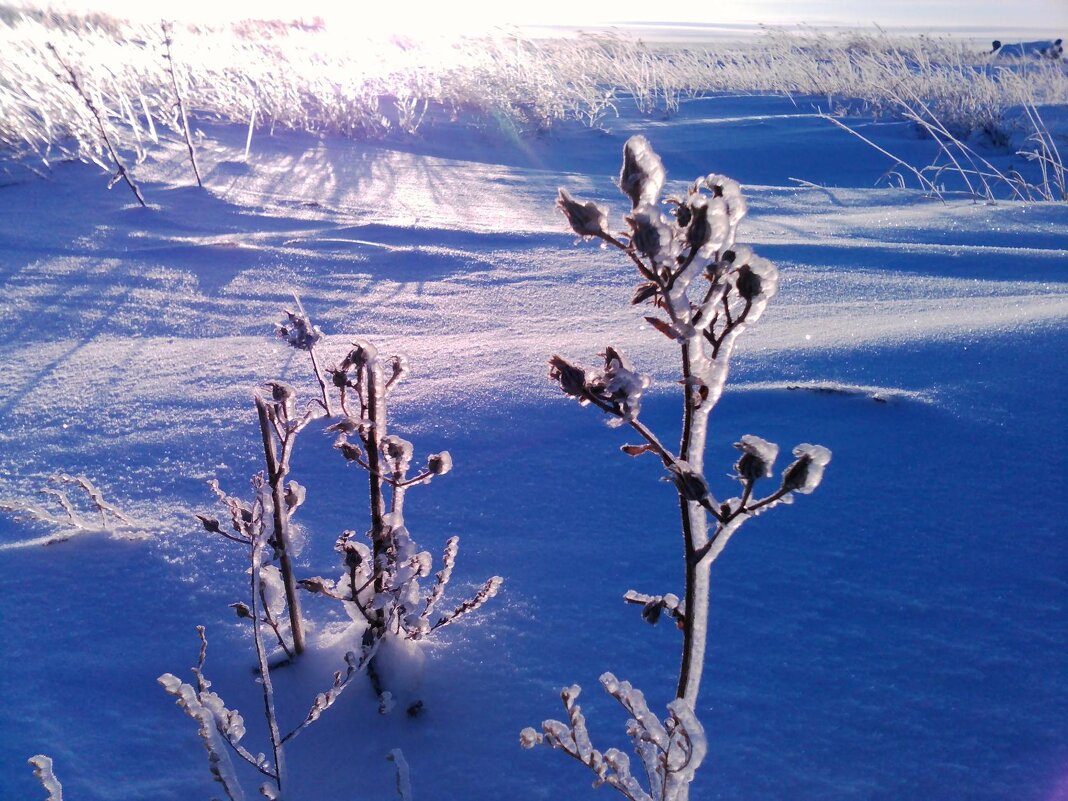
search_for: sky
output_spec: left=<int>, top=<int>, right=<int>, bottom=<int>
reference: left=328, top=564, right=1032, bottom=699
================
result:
left=15, top=0, right=1068, bottom=34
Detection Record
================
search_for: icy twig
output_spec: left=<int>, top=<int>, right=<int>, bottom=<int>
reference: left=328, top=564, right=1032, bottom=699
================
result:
left=419, top=536, right=458, bottom=624
left=28, top=755, right=63, bottom=801
left=623, top=590, right=685, bottom=627
left=278, top=299, right=332, bottom=415
left=45, top=44, right=146, bottom=207
left=534, top=137, right=831, bottom=801
left=523, top=677, right=709, bottom=801
left=387, top=749, right=413, bottom=801
left=249, top=495, right=286, bottom=796
left=255, top=394, right=308, bottom=655
left=432, top=576, right=505, bottom=631
left=158, top=671, right=248, bottom=801
left=161, top=21, right=201, bottom=188
left=0, top=474, right=146, bottom=550
left=188, top=626, right=274, bottom=778
left=281, top=644, right=377, bottom=745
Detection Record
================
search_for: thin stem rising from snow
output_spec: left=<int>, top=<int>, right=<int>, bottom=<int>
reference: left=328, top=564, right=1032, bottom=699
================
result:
left=532, top=136, right=833, bottom=801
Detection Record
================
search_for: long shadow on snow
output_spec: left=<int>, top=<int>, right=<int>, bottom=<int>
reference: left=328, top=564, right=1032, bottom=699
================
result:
left=761, top=241, right=1068, bottom=284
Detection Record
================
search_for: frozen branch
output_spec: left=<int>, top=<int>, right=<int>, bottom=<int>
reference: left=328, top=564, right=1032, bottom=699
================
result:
left=27, top=755, right=63, bottom=801
left=0, top=474, right=146, bottom=550
left=45, top=43, right=147, bottom=207
left=532, top=136, right=831, bottom=801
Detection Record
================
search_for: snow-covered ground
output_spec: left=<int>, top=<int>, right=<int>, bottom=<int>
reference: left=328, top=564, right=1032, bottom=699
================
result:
left=1, top=92, right=1066, bottom=801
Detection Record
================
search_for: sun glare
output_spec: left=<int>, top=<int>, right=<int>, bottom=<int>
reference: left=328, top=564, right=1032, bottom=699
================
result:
left=25, top=0, right=615, bottom=35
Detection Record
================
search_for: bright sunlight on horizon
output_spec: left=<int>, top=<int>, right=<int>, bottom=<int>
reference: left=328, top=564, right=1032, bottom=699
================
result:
left=12, top=0, right=1068, bottom=36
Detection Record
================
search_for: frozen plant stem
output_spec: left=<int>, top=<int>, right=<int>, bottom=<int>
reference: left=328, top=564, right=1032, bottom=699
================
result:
left=529, top=137, right=832, bottom=801
left=162, top=21, right=202, bottom=188
left=676, top=341, right=710, bottom=703
left=251, top=513, right=287, bottom=795
left=181, top=476, right=375, bottom=798
left=363, top=353, right=389, bottom=602
left=45, top=43, right=147, bottom=207
left=255, top=395, right=306, bottom=655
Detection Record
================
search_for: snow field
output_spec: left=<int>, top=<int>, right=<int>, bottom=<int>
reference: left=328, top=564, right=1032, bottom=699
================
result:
left=0, top=89, right=1065, bottom=801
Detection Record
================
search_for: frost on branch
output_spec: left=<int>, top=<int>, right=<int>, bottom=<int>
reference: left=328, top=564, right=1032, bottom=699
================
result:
left=159, top=649, right=248, bottom=801
left=623, top=589, right=684, bottom=627
left=277, top=305, right=323, bottom=351
left=269, top=310, right=503, bottom=705
left=549, top=347, right=650, bottom=427
left=522, top=675, right=706, bottom=801
left=628, top=206, right=680, bottom=271
left=533, top=135, right=834, bottom=801
left=0, top=473, right=146, bottom=550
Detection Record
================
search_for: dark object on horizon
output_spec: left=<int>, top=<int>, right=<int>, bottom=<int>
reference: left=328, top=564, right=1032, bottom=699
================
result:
left=991, top=37, right=1064, bottom=59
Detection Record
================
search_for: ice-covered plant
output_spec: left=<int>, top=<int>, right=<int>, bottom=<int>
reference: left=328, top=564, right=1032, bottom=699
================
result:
left=165, top=476, right=375, bottom=799
left=285, top=310, right=503, bottom=710
left=161, top=21, right=202, bottom=188
left=200, top=301, right=502, bottom=711
left=43, top=42, right=147, bottom=206
left=27, top=755, right=63, bottom=801
left=0, top=473, right=145, bottom=549
left=521, top=136, right=832, bottom=801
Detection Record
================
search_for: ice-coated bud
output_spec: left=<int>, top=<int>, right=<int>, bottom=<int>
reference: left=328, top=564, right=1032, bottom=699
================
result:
left=196, top=514, right=223, bottom=534
left=733, top=253, right=779, bottom=303
left=702, top=173, right=748, bottom=225
left=520, top=727, right=543, bottom=749
left=627, top=207, right=678, bottom=267
left=427, top=451, right=453, bottom=476
left=685, top=197, right=712, bottom=252
left=284, top=481, right=306, bottom=514
left=340, top=341, right=378, bottom=373
left=557, top=189, right=608, bottom=237
left=667, top=461, right=711, bottom=505
left=325, top=417, right=359, bottom=435
left=336, top=439, right=362, bottom=462
left=329, top=366, right=349, bottom=388
left=599, top=346, right=650, bottom=423
left=229, top=601, right=252, bottom=618
left=298, top=576, right=333, bottom=594
left=413, top=551, right=433, bottom=577
left=548, top=355, right=589, bottom=399
left=641, top=601, right=663, bottom=624
left=684, top=196, right=729, bottom=259
left=382, top=436, right=414, bottom=466
left=734, top=434, right=779, bottom=481
left=343, top=545, right=364, bottom=571
left=264, top=380, right=296, bottom=418
left=560, top=684, right=581, bottom=704
left=781, top=443, right=832, bottom=494
left=619, top=135, right=666, bottom=208
left=675, top=202, right=692, bottom=227
left=278, top=308, right=323, bottom=351
left=735, top=264, right=761, bottom=300
left=385, top=353, right=409, bottom=386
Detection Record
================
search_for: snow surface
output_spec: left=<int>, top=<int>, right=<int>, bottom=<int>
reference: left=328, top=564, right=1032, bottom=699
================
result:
left=0, top=93, right=1066, bottom=801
